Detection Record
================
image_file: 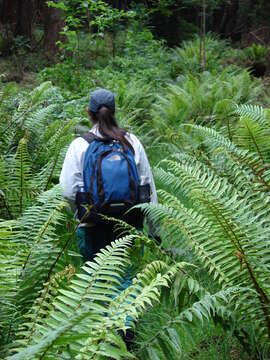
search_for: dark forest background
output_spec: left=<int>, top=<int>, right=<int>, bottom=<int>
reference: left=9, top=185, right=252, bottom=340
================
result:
left=1, top=0, right=270, bottom=54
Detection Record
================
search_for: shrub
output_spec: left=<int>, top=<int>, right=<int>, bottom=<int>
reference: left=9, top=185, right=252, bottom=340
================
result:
left=241, top=43, right=268, bottom=67
left=39, top=61, right=94, bottom=94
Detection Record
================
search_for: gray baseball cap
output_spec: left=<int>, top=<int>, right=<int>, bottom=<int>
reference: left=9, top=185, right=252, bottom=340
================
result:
left=88, top=89, right=115, bottom=113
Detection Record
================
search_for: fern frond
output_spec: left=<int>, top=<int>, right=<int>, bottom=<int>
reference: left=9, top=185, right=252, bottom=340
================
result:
left=136, top=287, right=237, bottom=360
left=15, top=265, right=75, bottom=349
left=0, top=184, right=68, bottom=348
left=27, top=104, right=58, bottom=133
left=162, top=157, right=270, bottom=284
left=138, top=201, right=232, bottom=285
left=185, top=124, right=270, bottom=192
left=233, top=105, right=270, bottom=162
left=0, top=220, right=17, bottom=347
left=8, top=310, right=92, bottom=360
left=146, top=137, right=270, bottom=345
left=27, top=82, right=53, bottom=106
left=11, top=233, right=192, bottom=359
left=11, top=236, right=134, bottom=357
left=235, top=104, right=266, bottom=125
left=6, top=138, right=33, bottom=216
left=17, top=202, right=67, bottom=308
left=29, top=119, right=78, bottom=192
left=77, top=261, right=187, bottom=359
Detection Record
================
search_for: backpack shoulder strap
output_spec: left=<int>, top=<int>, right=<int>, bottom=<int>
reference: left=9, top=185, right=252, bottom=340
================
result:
left=82, top=132, right=116, bottom=146
left=82, top=132, right=101, bottom=144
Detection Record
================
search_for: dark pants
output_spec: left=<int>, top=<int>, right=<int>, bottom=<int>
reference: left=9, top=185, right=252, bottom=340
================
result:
left=77, top=223, right=142, bottom=327
left=77, top=224, right=117, bottom=263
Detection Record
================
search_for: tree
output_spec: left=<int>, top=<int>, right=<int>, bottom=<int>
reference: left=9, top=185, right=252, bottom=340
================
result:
left=0, top=0, right=18, bottom=27
left=43, top=2, right=65, bottom=55
left=46, top=0, right=134, bottom=60
left=0, top=0, right=34, bottom=39
left=15, top=0, right=34, bottom=39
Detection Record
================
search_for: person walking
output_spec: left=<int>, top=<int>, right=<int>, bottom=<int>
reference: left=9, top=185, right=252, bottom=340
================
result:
left=60, top=88, right=158, bottom=263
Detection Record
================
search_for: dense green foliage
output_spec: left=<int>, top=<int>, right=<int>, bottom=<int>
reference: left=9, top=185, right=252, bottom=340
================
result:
left=1, top=22, right=270, bottom=359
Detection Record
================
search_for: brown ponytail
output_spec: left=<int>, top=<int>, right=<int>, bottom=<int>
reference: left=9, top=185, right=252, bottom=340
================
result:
left=90, top=106, right=134, bottom=153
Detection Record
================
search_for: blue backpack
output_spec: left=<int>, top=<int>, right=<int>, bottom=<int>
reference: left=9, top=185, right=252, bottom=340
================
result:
left=76, top=133, right=143, bottom=225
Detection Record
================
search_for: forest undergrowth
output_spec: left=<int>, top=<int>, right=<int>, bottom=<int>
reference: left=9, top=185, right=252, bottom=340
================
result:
left=1, top=25, right=270, bottom=359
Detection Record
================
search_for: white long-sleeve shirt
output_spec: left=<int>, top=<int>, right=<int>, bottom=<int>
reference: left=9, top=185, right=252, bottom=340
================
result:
left=59, top=125, right=158, bottom=204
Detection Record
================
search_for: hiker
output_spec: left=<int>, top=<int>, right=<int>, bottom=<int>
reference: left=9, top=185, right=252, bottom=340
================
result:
left=60, top=88, right=158, bottom=263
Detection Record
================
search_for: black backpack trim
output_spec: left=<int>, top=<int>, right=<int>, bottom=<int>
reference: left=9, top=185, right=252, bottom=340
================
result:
left=82, top=132, right=114, bottom=144
left=82, top=132, right=100, bottom=144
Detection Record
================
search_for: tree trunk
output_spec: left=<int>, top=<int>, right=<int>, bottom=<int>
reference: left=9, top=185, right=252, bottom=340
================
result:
left=0, top=0, right=18, bottom=27
left=223, top=0, right=240, bottom=40
left=15, top=0, right=34, bottom=39
left=1, top=0, right=34, bottom=39
left=202, top=0, right=206, bottom=71
left=43, top=3, right=64, bottom=55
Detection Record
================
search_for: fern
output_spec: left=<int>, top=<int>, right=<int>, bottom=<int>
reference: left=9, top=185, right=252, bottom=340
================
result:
left=140, top=123, right=270, bottom=348
left=15, top=266, right=75, bottom=349
left=136, top=287, right=236, bottom=360
left=235, top=104, right=267, bottom=124
left=185, top=124, right=270, bottom=192
left=0, top=82, right=57, bottom=150
left=233, top=104, right=270, bottom=162
left=1, top=57, right=269, bottom=359
left=0, top=82, right=80, bottom=220
left=0, top=220, right=17, bottom=349
left=15, top=186, right=68, bottom=310
left=152, top=69, right=262, bottom=139
left=0, top=186, right=70, bottom=355
left=6, top=138, right=33, bottom=216
left=9, top=236, right=190, bottom=359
